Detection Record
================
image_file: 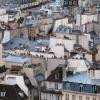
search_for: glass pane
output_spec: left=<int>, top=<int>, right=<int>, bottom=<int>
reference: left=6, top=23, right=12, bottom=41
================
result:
left=66, top=94, right=69, bottom=100
left=86, top=97, right=90, bottom=100
left=79, top=96, right=82, bottom=100
left=72, top=95, right=76, bottom=100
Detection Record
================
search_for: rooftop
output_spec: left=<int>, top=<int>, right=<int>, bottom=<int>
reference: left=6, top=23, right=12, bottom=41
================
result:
left=63, top=71, right=100, bottom=86
left=5, top=55, right=30, bottom=64
left=94, top=38, right=100, bottom=45
left=46, top=67, right=63, bottom=83
left=3, top=38, right=49, bottom=52
left=0, top=84, right=27, bottom=100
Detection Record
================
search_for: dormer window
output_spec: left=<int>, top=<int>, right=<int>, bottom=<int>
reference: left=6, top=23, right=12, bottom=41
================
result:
left=55, top=83, right=58, bottom=90
left=92, top=85, right=97, bottom=93
left=55, top=73, right=59, bottom=79
left=0, top=92, right=6, bottom=97
left=79, top=84, right=84, bottom=92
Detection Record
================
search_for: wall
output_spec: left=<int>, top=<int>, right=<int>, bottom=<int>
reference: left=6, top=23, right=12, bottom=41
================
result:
left=5, top=62, right=23, bottom=69
left=53, top=17, right=69, bottom=32
left=68, top=59, right=87, bottom=72
left=31, top=57, right=65, bottom=78
left=78, top=0, right=90, bottom=7
left=41, top=92, right=62, bottom=100
left=96, top=45, right=100, bottom=62
left=50, top=45, right=64, bottom=58
left=51, top=33, right=91, bottom=50
left=49, top=37, right=75, bottom=51
left=46, top=81, right=62, bottom=90
left=76, top=14, right=98, bottom=26
left=62, top=91, right=99, bottom=100
left=0, top=14, right=8, bottom=23
left=23, top=68, right=37, bottom=86
left=47, top=58, right=65, bottom=77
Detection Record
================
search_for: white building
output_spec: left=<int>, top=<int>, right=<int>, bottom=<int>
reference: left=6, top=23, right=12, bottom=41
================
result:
left=49, top=37, right=75, bottom=52
left=67, top=53, right=92, bottom=72
left=0, top=8, right=8, bottom=23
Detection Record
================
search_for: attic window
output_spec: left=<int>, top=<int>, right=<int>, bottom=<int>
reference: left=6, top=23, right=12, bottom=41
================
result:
left=55, top=73, right=59, bottom=79
left=92, top=85, right=97, bottom=93
left=79, top=84, right=84, bottom=92
left=0, top=92, right=6, bottom=97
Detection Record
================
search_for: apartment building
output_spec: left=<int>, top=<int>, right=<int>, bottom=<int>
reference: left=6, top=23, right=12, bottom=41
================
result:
left=41, top=67, right=63, bottom=100
left=92, top=0, right=100, bottom=13
left=62, top=71, right=100, bottom=100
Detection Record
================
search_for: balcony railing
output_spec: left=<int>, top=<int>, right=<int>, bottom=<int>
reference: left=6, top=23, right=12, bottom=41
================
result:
left=63, top=90, right=98, bottom=96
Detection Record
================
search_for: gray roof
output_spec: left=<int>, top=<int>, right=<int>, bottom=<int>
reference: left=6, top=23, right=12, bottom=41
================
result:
left=21, top=18, right=38, bottom=28
left=94, top=38, right=100, bottom=45
left=3, top=38, right=49, bottom=52
left=63, top=71, right=100, bottom=86
left=5, top=55, right=30, bottom=64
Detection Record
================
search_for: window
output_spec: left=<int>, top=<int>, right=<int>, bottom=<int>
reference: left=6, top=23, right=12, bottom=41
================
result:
left=73, top=1, right=77, bottom=5
left=65, top=82, right=70, bottom=90
left=55, top=73, right=59, bottom=79
left=44, top=93, right=48, bottom=100
left=93, top=98, right=96, bottom=100
left=92, top=85, right=97, bottom=93
left=86, top=97, right=90, bottom=100
left=50, top=94, right=52, bottom=100
left=98, top=11, right=100, bottom=14
left=69, top=1, right=72, bottom=5
left=64, top=1, right=68, bottom=5
left=79, top=96, right=82, bottom=100
left=98, top=4, right=100, bottom=7
left=72, top=95, right=76, bottom=100
left=0, top=92, right=6, bottom=97
left=66, top=94, right=69, bottom=100
left=56, top=95, right=60, bottom=100
left=55, top=83, right=58, bottom=90
left=79, top=84, right=84, bottom=92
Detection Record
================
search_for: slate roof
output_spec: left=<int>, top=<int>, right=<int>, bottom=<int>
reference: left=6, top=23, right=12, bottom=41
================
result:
left=46, top=67, right=63, bottom=83
left=94, top=38, right=100, bottom=45
left=63, top=71, right=100, bottom=86
left=0, top=84, right=27, bottom=100
left=3, top=38, right=49, bottom=52
left=5, top=55, right=30, bottom=64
